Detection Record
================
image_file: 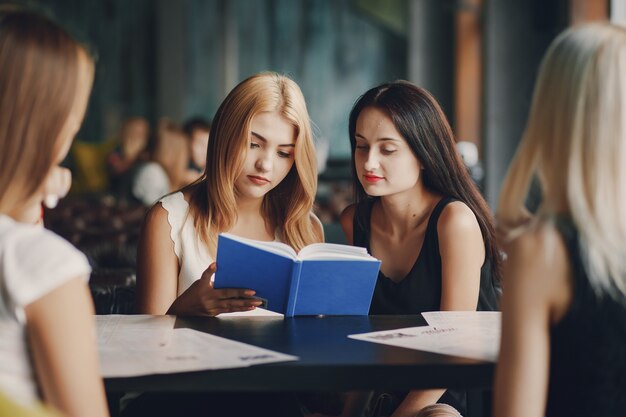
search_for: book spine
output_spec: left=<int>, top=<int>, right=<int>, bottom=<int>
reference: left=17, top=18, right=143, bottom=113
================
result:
left=285, top=261, right=303, bottom=317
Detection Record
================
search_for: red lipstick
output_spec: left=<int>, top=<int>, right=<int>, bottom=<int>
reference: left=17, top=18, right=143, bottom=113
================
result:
left=364, top=174, right=384, bottom=183
left=248, top=175, right=270, bottom=185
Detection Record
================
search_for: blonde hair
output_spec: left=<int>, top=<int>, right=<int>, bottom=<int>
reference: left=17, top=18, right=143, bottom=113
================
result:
left=0, top=8, right=94, bottom=215
left=184, top=72, right=319, bottom=255
left=498, top=23, right=626, bottom=298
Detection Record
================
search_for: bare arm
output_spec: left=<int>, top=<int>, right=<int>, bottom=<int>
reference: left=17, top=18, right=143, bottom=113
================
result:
left=493, top=224, right=571, bottom=417
left=25, top=278, right=108, bottom=417
left=438, top=202, right=485, bottom=311
left=135, top=203, right=179, bottom=314
left=392, top=202, right=486, bottom=417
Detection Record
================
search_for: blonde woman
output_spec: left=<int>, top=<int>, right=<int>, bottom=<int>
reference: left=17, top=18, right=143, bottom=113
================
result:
left=0, top=9, right=108, bottom=417
left=136, top=72, right=323, bottom=316
left=494, top=23, right=626, bottom=417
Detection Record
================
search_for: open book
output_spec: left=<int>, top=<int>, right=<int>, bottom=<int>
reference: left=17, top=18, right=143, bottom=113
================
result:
left=214, top=233, right=381, bottom=317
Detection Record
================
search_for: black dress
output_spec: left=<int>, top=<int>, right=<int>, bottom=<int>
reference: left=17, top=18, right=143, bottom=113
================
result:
left=546, top=217, right=626, bottom=417
left=352, top=196, right=499, bottom=415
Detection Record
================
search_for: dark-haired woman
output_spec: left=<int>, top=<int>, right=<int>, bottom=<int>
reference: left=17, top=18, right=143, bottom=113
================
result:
left=339, top=81, right=500, bottom=417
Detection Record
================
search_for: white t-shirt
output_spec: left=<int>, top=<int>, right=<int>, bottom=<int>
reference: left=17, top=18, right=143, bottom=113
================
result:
left=133, top=162, right=170, bottom=206
left=0, top=215, right=91, bottom=405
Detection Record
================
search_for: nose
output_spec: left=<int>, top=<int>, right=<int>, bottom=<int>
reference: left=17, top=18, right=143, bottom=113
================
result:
left=254, top=150, right=272, bottom=173
left=363, top=149, right=379, bottom=172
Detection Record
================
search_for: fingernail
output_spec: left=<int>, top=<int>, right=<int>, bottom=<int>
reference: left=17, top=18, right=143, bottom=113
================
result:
left=244, top=290, right=256, bottom=296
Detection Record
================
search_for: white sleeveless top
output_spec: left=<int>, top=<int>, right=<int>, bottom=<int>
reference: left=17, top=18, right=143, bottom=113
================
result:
left=159, top=192, right=213, bottom=295
left=159, top=193, right=292, bottom=317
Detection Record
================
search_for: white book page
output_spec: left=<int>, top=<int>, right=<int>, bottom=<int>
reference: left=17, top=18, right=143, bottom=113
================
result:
left=221, top=233, right=296, bottom=259
left=297, top=243, right=376, bottom=260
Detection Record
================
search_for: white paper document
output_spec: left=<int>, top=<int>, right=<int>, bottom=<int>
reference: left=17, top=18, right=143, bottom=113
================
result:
left=422, top=311, right=501, bottom=330
left=218, top=308, right=284, bottom=318
left=348, top=311, right=501, bottom=362
left=96, top=315, right=298, bottom=378
left=96, top=314, right=175, bottom=350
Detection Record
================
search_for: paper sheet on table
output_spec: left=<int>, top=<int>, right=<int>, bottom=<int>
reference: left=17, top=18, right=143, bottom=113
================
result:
left=422, top=311, right=501, bottom=330
left=219, top=307, right=284, bottom=318
left=349, top=312, right=501, bottom=362
left=97, top=317, right=297, bottom=377
left=96, top=315, right=175, bottom=350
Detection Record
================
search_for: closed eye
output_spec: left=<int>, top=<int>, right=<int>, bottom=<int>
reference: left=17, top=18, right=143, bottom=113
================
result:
left=278, top=150, right=292, bottom=158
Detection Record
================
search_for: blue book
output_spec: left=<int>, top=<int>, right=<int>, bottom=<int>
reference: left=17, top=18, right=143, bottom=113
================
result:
left=214, top=233, right=381, bottom=317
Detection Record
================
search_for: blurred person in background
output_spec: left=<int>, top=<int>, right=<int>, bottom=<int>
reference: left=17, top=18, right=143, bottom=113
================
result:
left=132, top=120, right=190, bottom=206
left=107, top=116, right=150, bottom=197
left=182, top=116, right=211, bottom=177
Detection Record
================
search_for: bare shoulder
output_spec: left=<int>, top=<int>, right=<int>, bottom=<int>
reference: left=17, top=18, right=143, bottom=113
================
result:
left=144, top=202, right=169, bottom=230
left=140, top=202, right=175, bottom=252
left=437, top=200, right=481, bottom=235
left=339, top=203, right=357, bottom=245
left=506, top=221, right=566, bottom=271
left=504, top=221, right=572, bottom=321
left=309, top=211, right=325, bottom=242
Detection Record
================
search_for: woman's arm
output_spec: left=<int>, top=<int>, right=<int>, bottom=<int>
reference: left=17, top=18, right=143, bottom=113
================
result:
left=25, top=277, right=109, bottom=417
left=136, top=203, right=180, bottom=314
left=438, top=202, right=485, bottom=310
left=493, top=224, right=571, bottom=417
left=392, top=202, right=486, bottom=417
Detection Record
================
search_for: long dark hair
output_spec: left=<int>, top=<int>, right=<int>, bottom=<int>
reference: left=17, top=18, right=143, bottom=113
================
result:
left=348, top=80, right=501, bottom=281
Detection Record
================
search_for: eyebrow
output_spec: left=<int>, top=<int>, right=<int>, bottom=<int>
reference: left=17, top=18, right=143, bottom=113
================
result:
left=251, top=131, right=295, bottom=147
left=354, top=133, right=400, bottom=143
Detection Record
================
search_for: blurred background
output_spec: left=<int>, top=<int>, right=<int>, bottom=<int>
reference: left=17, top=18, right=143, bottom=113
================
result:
left=4, top=0, right=622, bottom=312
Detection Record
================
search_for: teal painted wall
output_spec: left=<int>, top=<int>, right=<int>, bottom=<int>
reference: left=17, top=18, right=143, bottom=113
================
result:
left=25, top=0, right=406, bottom=161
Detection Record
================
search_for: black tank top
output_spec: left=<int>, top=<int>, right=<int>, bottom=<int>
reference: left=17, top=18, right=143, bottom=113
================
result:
left=546, top=217, right=626, bottom=417
left=353, top=197, right=499, bottom=315
left=352, top=196, right=499, bottom=414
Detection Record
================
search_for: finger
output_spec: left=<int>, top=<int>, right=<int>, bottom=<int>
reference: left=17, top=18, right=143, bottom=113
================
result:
left=214, top=288, right=256, bottom=299
left=225, top=298, right=263, bottom=309
left=209, top=305, right=257, bottom=316
left=213, top=299, right=261, bottom=310
left=207, top=298, right=262, bottom=312
left=200, top=262, right=217, bottom=281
